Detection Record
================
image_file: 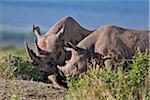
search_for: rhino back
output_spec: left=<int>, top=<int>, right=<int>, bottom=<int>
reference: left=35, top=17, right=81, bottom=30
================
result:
left=59, top=17, right=94, bottom=45
left=121, top=29, right=149, bottom=52
left=94, top=25, right=149, bottom=58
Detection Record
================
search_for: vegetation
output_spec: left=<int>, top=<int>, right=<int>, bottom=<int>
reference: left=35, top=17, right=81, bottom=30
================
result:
left=0, top=46, right=149, bottom=99
left=65, top=51, right=150, bottom=100
left=0, top=48, right=44, bottom=81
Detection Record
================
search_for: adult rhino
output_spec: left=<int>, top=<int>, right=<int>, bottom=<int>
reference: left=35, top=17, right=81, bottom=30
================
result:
left=25, top=16, right=94, bottom=88
left=58, top=25, right=149, bottom=77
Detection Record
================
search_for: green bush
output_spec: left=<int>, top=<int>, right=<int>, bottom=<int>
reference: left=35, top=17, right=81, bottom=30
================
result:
left=0, top=54, right=43, bottom=81
left=65, top=51, right=150, bottom=100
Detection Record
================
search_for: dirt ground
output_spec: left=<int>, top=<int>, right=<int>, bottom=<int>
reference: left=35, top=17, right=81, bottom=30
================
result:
left=0, top=78, right=67, bottom=100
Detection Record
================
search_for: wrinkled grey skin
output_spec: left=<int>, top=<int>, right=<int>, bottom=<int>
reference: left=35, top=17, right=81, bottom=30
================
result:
left=58, top=25, right=149, bottom=77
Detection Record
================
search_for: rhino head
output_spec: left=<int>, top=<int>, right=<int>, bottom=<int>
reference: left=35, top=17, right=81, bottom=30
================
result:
left=25, top=41, right=57, bottom=75
left=57, top=42, right=111, bottom=77
left=25, top=41, right=67, bottom=88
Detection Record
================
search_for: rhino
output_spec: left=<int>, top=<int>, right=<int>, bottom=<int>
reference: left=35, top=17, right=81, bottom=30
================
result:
left=25, top=16, right=94, bottom=88
left=58, top=25, right=149, bottom=77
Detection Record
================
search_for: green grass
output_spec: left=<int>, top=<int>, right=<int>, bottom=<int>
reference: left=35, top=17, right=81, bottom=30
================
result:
left=65, top=51, right=150, bottom=100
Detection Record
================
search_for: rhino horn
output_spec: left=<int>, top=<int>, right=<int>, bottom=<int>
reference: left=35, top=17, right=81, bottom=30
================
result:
left=25, top=41, right=38, bottom=61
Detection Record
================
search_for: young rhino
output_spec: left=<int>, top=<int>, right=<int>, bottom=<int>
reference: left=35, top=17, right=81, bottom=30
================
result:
left=58, top=25, right=149, bottom=77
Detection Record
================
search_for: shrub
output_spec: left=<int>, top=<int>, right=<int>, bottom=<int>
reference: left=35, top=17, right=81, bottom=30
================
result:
left=65, top=51, right=150, bottom=100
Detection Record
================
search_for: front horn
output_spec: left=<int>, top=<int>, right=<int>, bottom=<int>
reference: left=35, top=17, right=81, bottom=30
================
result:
left=25, top=41, right=38, bottom=61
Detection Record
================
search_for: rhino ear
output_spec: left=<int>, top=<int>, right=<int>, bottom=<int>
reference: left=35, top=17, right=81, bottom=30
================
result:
left=33, top=25, right=41, bottom=39
left=63, top=41, right=77, bottom=53
left=64, top=41, right=76, bottom=49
